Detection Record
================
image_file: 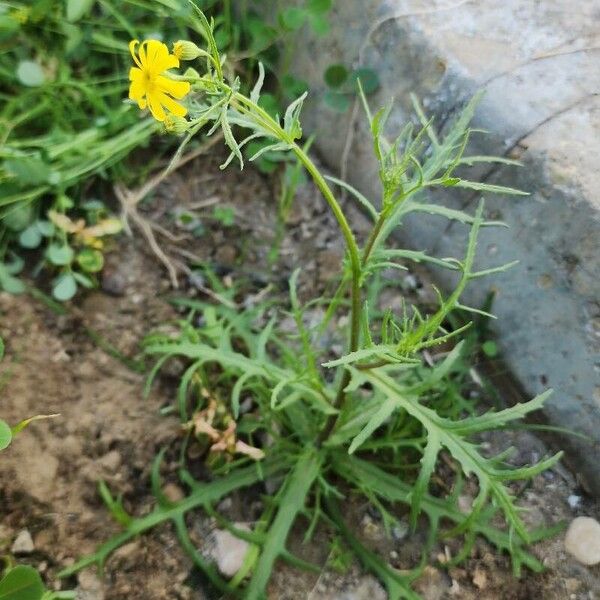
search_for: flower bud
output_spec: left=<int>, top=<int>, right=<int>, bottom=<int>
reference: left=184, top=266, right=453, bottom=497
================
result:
left=183, top=67, right=200, bottom=79
left=173, top=40, right=203, bottom=61
left=164, top=114, right=189, bottom=135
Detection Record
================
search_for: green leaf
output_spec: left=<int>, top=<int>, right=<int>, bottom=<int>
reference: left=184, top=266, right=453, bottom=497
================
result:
left=0, top=266, right=25, bottom=295
left=324, top=64, right=348, bottom=89
left=324, top=90, right=351, bottom=113
left=351, top=68, right=380, bottom=94
left=0, top=337, right=4, bottom=361
left=280, top=7, right=306, bottom=30
left=60, top=458, right=289, bottom=579
left=212, top=206, right=235, bottom=227
left=307, top=0, right=332, bottom=14
left=19, top=225, right=42, bottom=249
left=245, top=449, right=322, bottom=600
left=66, top=0, right=96, bottom=22
left=0, top=420, right=12, bottom=452
left=0, top=565, right=45, bottom=600
left=46, top=244, right=74, bottom=266
left=2, top=204, right=34, bottom=232
left=354, top=368, right=555, bottom=542
left=482, top=340, right=498, bottom=357
left=452, top=179, right=528, bottom=196
left=52, top=273, right=77, bottom=301
left=76, top=248, right=104, bottom=273
left=309, top=14, right=330, bottom=36
left=11, top=414, right=59, bottom=437
left=0, top=16, right=20, bottom=40
left=4, top=157, right=52, bottom=186
left=16, top=61, right=46, bottom=87
left=36, top=220, right=54, bottom=237
left=348, top=396, right=397, bottom=454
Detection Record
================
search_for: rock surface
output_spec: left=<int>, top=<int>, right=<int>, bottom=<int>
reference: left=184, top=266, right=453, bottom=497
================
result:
left=564, top=516, right=600, bottom=566
left=279, top=0, right=600, bottom=493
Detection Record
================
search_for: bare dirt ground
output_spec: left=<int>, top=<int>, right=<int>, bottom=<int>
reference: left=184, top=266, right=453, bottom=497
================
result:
left=1, top=151, right=599, bottom=599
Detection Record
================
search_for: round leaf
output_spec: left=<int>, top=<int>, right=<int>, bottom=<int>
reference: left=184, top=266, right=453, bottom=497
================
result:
left=3, top=204, right=34, bottom=232
left=324, top=64, right=349, bottom=89
left=351, top=67, right=380, bottom=94
left=482, top=340, right=498, bottom=358
left=0, top=273, right=25, bottom=295
left=46, top=243, right=74, bottom=266
left=280, top=7, right=306, bottom=30
left=16, top=61, right=46, bottom=87
left=18, top=225, right=42, bottom=249
left=76, top=248, right=104, bottom=273
left=52, top=273, right=77, bottom=301
left=0, top=565, right=45, bottom=600
left=307, top=0, right=332, bottom=14
left=0, top=419, right=11, bottom=451
left=36, top=220, right=55, bottom=237
left=309, top=14, right=330, bottom=36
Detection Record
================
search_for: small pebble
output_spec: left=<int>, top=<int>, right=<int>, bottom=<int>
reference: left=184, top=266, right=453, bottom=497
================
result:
left=101, top=269, right=127, bottom=297
left=211, top=525, right=251, bottom=578
left=567, top=494, right=582, bottom=509
left=162, top=483, right=185, bottom=503
left=564, top=516, right=600, bottom=565
left=11, top=529, right=34, bottom=554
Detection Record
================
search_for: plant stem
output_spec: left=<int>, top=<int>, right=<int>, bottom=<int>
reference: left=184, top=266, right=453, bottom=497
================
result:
left=362, top=208, right=387, bottom=266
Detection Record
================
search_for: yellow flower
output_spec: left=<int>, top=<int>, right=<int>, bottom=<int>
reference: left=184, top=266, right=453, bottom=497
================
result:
left=128, top=39, right=191, bottom=122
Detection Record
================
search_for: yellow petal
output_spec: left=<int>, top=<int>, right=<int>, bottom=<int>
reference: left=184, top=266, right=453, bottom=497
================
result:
left=154, top=52, right=179, bottom=72
left=157, top=92, right=187, bottom=118
left=128, top=80, right=146, bottom=103
left=129, top=67, right=143, bottom=82
left=147, top=91, right=166, bottom=122
left=155, top=75, right=190, bottom=99
left=129, top=40, right=141, bottom=68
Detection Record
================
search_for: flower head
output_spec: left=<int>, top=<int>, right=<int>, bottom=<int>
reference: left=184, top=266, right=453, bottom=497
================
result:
left=128, top=39, right=191, bottom=122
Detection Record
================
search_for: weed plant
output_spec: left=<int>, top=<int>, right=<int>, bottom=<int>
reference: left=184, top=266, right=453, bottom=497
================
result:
left=57, top=5, right=562, bottom=599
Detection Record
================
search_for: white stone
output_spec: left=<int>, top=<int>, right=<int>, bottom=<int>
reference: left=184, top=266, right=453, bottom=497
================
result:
left=211, top=525, right=251, bottom=578
left=11, top=529, right=34, bottom=554
left=564, top=517, right=600, bottom=565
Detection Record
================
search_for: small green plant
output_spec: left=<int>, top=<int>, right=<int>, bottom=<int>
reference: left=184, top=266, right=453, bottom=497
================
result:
left=61, top=7, right=561, bottom=599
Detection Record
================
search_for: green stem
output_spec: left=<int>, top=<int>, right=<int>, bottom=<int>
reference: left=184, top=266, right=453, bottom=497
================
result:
left=362, top=208, right=388, bottom=266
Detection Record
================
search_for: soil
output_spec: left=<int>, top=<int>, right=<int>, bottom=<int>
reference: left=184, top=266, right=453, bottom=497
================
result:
left=1, top=150, right=599, bottom=599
